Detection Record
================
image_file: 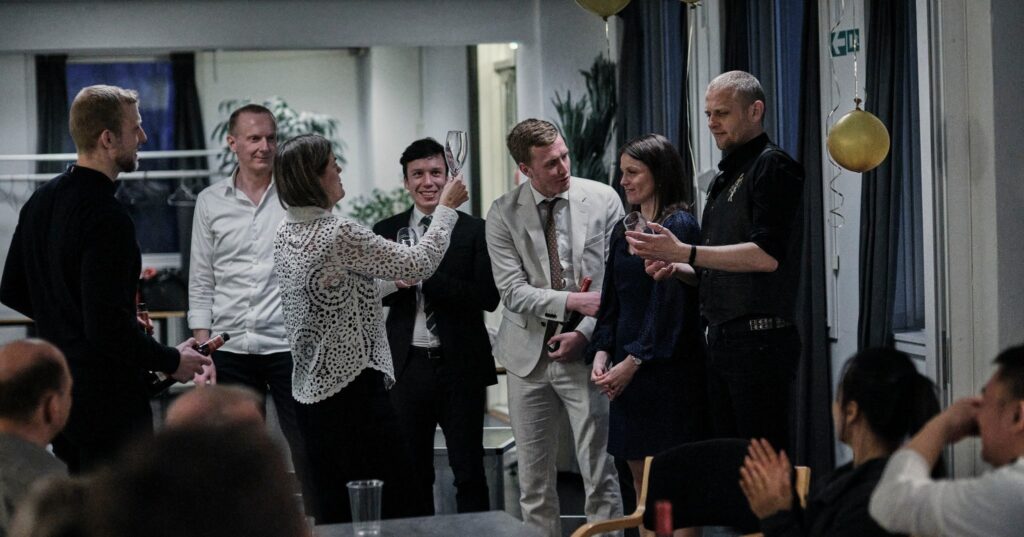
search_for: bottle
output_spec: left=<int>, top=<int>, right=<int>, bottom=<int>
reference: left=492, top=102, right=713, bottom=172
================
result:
left=546, top=276, right=593, bottom=353
left=146, top=333, right=230, bottom=397
left=139, top=302, right=172, bottom=398
left=137, top=302, right=154, bottom=335
left=654, top=500, right=673, bottom=537
left=195, top=332, right=230, bottom=355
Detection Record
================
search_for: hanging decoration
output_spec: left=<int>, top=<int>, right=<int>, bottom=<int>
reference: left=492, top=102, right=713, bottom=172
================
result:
left=575, top=0, right=630, bottom=19
left=575, top=0, right=630, bottom=57
left=825, top=0, right=890, bottom=176
left=827, top=97, right=890, bottom=172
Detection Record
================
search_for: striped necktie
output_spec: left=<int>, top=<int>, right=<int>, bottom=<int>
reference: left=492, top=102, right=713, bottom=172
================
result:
left=419, top=215, right=438, bottom=336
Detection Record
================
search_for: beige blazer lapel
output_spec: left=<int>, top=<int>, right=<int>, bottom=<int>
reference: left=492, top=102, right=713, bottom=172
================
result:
left=568, top=180, right=589, bottom=283
left=514, top=184, right=550, bottom=287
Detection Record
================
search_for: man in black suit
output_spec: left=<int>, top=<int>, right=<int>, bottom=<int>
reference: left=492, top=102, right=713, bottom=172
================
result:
left=373, top=138, right=499, bottom=515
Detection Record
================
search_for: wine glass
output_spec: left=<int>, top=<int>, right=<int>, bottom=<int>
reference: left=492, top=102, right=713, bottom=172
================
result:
left=445, top=130, right=468, bottom=179
left=622, top=211, right=648, bottom=255
left=396, top=227, right=419, bottom=247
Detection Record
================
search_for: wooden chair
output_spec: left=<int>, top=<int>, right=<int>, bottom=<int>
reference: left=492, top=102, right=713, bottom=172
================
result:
left=570, top=456, right=652, bottom=537
left=739, top=465, right=811, bottom=537
left=568, top=455, right=811, bottom=537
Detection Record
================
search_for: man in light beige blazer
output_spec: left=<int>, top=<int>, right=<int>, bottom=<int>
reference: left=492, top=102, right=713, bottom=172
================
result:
left=486, top=119, right=624, bottom=537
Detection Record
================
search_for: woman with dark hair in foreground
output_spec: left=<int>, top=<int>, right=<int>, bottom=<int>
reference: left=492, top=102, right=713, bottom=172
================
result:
left=645, top=347, right=939, bottom=536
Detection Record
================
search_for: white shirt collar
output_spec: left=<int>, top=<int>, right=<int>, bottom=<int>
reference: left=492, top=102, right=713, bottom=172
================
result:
left=285, top=205, right=333, bottom=222
left=528, top=181, right=570, bottom=206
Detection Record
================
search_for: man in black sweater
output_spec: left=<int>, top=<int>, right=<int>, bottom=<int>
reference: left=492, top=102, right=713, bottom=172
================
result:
left=0, top=84, right=210, bottom=473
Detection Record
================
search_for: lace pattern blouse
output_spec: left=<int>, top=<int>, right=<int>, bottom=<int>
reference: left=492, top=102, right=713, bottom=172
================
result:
left=273, top=205, right=457, bottom=404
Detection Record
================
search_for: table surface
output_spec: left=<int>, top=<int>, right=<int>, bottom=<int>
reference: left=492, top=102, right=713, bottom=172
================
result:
left=316, top=511, right=542, bottom=537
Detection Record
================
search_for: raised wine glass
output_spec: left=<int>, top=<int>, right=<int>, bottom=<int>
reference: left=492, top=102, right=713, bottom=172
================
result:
left=396, top=227, right=419, bottom=247
left=445, top=130, right=468, bottom=179
left=623, top=211, right=649, bottom=255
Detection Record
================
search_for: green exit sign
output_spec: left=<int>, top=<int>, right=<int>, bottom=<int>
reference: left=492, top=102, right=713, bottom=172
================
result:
left=831, top=28, right=861, bottom=57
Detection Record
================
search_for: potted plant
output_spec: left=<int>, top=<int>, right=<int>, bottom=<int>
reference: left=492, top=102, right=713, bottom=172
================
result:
left=553, top=55, right=617, bottom=183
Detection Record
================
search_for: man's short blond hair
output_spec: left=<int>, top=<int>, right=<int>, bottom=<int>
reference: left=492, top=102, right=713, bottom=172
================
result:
left=69, top=85, right=139, bottom=152
left=506, top=118, right=560, bottom=165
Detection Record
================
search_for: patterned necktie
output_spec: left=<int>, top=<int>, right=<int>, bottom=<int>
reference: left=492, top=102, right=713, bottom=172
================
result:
left=542, top=199, right=565, bottom=290
left=419, top=215, right=438, bottom=336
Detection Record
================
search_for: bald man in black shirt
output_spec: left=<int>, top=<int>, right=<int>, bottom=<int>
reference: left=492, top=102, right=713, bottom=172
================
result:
left=628, top=71, right=803, bottom=451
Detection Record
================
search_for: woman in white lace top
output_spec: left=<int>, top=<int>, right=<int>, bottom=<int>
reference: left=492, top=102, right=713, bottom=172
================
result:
left=272, top=134, right=467, bottom=523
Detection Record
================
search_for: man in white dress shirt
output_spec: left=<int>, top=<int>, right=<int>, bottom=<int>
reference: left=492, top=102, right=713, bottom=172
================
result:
left=869, top=343, right=1024, bottom=537
left=188, top=104, right=307, bottom=490
left=486, top=119, right=623, bottom=537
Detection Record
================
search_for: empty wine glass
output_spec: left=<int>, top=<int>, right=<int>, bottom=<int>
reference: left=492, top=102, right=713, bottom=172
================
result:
left=445, top=130, right=468, bottom=179
left=623, top=211, right=648, bottom=255
left=396, top=227, right=419, bottom=247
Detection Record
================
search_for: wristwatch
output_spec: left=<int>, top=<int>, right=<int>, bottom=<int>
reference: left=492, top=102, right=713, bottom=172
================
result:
left=631, top=356, right=643, bottom=367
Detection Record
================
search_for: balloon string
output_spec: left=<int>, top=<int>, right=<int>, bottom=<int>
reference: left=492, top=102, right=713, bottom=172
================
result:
left=826, top=0, right=848, bottom=229
left=605, top=19, right=611, bottom=59
left=852, top=0, right=859, bottom=102
left=686, top=3, right=698, bottom=184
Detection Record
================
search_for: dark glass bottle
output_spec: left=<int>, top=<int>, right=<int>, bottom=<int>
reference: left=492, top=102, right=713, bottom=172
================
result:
left=546, top=276, right=593, bottom=353
left=655, top=500, right=673, bottom=537
left=147, top=333, right=230, bottom=397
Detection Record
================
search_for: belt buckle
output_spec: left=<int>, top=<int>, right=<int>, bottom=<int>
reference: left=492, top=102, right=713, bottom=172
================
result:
left=748, top=317, right=770, bottom=331
left=426, top=348, right=442, bottom=360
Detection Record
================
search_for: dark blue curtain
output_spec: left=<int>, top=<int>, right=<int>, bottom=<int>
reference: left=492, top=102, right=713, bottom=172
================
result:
left=170, top=52, right=207, bottom=280
left=721, top=0, right=833, bottom=472
left=66, top=61, right=178, bottom=253
left=615, top=0, right=692, bottom=197
left=35, top=55, right=73, bottom=174
left=723, top=0, right=777, bottom=143
left=859, top=0, right=923, bottom=348
left=791, top=0, right=834, bottom=478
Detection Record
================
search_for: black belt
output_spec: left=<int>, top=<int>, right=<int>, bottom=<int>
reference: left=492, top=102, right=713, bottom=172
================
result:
left=410, top=346, right=443, bottom=360
left=714, top=316, right=793, bottom=334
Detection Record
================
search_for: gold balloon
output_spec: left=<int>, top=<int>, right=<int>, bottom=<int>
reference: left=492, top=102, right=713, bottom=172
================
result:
left=827, top=99, right=890, bottom=173
left=575, top=0, right=631, bottom=20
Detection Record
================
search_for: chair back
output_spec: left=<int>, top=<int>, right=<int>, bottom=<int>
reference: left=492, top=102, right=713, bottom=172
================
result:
left=569, top=456, right=652, bottom=537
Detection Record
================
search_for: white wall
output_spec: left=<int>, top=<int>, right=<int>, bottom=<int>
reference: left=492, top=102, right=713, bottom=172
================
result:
left=195, top=49, right=368, bottom=196
left=0, top=54, right=36, bottom=327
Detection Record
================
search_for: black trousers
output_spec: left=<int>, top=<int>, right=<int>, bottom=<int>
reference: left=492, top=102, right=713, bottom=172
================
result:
left=294, top=368, right=418, bottom=524
left=389, top=346, right=490, bottom=515
left=212, top=350, right=309, bottom=495
left=54, top=378, right=152, bottom=474
left=705, top=323, right=800, bottom=452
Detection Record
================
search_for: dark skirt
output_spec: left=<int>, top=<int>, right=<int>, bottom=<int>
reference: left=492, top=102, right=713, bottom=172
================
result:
left=607, top=347, right=709, bottom=460
left=293, top=368, right=416, bottom=524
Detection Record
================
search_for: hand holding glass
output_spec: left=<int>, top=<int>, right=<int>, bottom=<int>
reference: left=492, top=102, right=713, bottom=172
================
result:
left=395, top=227, right=420, bottom=287
left=396, top=227, right=419, bottom=247
left=445, top=130, right=468, bottom=179
left=623, top=211, right=648, bottom=255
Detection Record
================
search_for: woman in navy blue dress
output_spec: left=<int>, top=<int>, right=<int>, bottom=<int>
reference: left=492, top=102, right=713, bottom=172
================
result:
left=590, top=134, right=709, bottom=509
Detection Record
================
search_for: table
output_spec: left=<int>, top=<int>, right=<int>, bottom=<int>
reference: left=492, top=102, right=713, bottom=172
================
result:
left=433, top=426, right=515, bottom=512
left=316, top=511, right=542, bottom=537
left=0, top=310, right=185, bottom=345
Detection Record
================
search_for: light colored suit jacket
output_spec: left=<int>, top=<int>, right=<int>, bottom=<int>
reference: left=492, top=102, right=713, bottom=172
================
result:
left=486, top=177, right=624, bottom=377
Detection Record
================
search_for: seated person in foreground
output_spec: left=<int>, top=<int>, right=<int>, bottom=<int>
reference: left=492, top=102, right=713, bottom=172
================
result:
left=0, top=339, right=72, bottom=535
left=738, top=347, right=939, bottom=537
left=869, top=343, right=1024, bottom=537
left=643, top=346, right=937, bottom=532
left=84, top=426, right=305, bottom=537
left=163, top=384, right=265, bottom=430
